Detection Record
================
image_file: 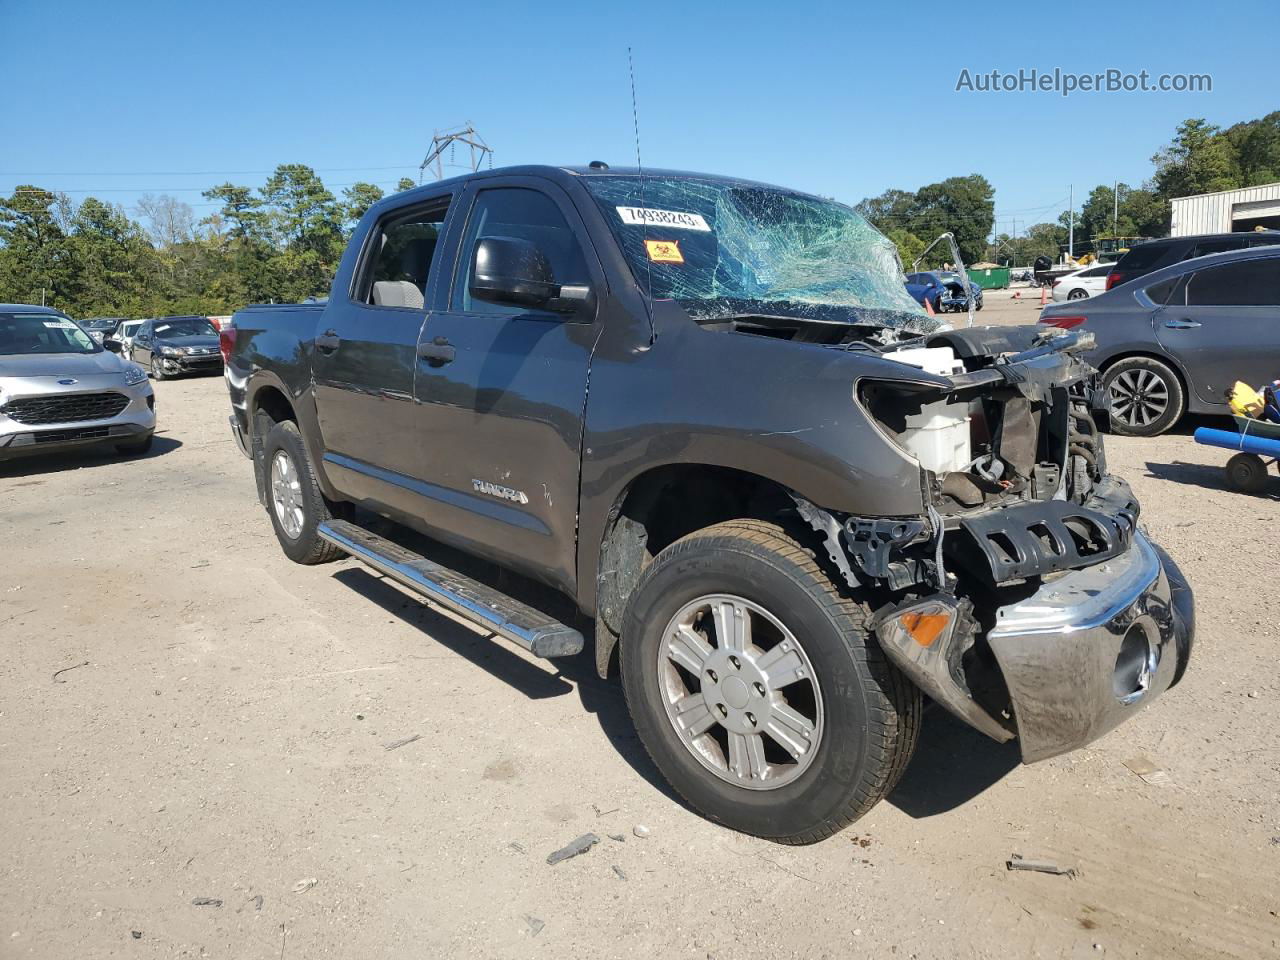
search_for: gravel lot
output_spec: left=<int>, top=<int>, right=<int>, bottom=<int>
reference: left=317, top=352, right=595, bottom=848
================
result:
left=3, top=331, right=1278, bottom=958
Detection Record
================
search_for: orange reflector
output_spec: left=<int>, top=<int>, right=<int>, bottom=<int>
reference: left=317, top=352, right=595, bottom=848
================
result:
left=901, top=611, right=951, bottom=648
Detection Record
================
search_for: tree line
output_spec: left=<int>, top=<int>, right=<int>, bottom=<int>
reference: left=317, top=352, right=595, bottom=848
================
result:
left=2, top=112, right=1277, bottom=318
left=0, top=167, right=415, bottom=318
left=857, top=111, right=1280, bottom=268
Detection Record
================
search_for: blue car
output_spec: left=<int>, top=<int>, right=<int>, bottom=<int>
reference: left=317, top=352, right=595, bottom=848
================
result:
left=904, top=271, right=984, bottom=313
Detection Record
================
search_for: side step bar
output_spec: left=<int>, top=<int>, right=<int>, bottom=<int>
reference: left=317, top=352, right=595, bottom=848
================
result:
left=317, top=519, right=584, bottom=658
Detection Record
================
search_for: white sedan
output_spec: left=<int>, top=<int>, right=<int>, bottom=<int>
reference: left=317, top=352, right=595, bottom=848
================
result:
left=1051, top=263, right=1114, bottom=301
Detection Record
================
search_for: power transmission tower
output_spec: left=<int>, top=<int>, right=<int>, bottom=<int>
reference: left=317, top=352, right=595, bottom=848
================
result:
left=419, top=124, right=493, bottom=183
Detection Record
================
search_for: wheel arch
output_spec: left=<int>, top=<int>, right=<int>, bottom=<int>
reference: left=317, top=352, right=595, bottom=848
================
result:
left=1097, top=349, right=1191, bottom=399
left=245, top=372, right=342, bottom=504
left=589, top=462, right=811, bottom=679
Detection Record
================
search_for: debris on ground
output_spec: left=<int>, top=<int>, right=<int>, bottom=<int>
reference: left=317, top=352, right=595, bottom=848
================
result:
left=612, top=864, right=628, bottom=880
left=1123, top=756, right=1171, bottom=785
left=523, top=915, right=545, bottom=936
left=591, top=803, right=619, bottom=817
left=607, top=833, right=625, bottom=842
left=632, top=824, right=651, bottom=839
left=52, top=661, right=89, bottom=683
left=191, top=897, right=222, bottom=907
left=291, top=877, right=318, bottom=893
left=507, top=842, right=525, bottom=854
left=1007, top=855, right=1076, bottom=878
left=131, top=931, right=142, bottom=939
left=248, top=894, right=264, bottom=911
left=546, top=832, right=599, bottom=865
left=383, top=734, right=421, bottom=751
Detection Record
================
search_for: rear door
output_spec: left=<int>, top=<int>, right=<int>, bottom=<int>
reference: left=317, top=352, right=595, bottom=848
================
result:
left=310, top=192, right=452, bottom=506
left=410, top=177, right=604, bottom=591
left=1154, top=255, right=1280, bottom=406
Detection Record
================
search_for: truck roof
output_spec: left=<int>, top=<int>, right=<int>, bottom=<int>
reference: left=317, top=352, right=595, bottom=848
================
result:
left=378, top=164, right=822, bottom=216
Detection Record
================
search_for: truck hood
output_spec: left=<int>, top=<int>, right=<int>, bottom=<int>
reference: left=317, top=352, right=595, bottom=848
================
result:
left=0, top=351, right=124, bottom=379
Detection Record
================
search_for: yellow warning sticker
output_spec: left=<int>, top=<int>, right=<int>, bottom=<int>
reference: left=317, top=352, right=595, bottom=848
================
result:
left=645, top=239, right=684, bottom=263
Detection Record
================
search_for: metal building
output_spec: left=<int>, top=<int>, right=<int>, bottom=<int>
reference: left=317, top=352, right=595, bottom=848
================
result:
left=1170, top=182, right=1280, bottom=236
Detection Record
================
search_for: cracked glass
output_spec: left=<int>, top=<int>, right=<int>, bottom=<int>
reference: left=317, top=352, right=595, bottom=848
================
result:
left=584, top=175, right=940, bottom=333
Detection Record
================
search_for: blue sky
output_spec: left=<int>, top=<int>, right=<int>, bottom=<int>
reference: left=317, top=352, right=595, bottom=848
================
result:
left=2, top=0, right=1274, bottom=238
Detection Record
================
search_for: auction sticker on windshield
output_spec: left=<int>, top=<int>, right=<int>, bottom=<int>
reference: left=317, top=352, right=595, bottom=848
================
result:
left=616, top=206, right=711, bottom=231
left=42, top=320, right=76, bottom=329
left=645, top=239, right=684, bottom=264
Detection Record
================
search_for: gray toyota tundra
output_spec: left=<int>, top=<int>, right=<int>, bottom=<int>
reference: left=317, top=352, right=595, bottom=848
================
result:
left=223, top=164, right=1193, bottom=843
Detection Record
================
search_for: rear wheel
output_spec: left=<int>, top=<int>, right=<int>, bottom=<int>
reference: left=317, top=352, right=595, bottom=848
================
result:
left=1103, top=357, right=1185, bottom=437
left=1225, top=453, right=1268, bottom=494
left=620, top=519, right=920, bottom=844
left=1068, top=288, right=1088, bottom=300
left=262, top=420, right=343, bottom=564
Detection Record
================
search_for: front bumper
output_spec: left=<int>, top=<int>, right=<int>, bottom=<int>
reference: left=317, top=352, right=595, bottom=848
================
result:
left=155, top=352, right=223, bottom=376
left=987, top=533, right=1193, bottom=762
left=877, top=532, right=1193, bottom=763
left=0, top=382, right=156, bottom=460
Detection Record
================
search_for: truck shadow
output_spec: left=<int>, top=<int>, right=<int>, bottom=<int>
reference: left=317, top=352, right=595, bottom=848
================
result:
left=328, top=520, right=682, bottom=803
left=886, top=706, right=1021, bottom=818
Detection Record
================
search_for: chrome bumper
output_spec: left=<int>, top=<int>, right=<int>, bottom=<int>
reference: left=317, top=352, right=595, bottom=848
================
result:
left=987, top=533, right=1193, bottom=762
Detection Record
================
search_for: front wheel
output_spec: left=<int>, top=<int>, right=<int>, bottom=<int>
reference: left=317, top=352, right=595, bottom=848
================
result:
left=620, top=519, right=920, bottom=844
left=150, top=356, right=166, bottom=381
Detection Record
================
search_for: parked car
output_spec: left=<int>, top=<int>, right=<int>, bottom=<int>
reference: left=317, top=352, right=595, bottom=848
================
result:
left=81, top=317, right=126, bottom=343
left=903, top=271, right=983, bottom=312
left=224, top=164, right=1192, bottom=843
left=1105, top=229, right=1280, bottom=290
left=1041, top=245, right=1280, bottom=436
left=106, top=319, right=144, bottom=358
left=129, top=315, right=223, bottom=380
left=1051, top=264, right=1113, bottom=301
left=0, top=305, right=155, bottom=459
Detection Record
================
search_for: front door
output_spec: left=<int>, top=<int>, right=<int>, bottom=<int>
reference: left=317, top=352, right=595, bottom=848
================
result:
left=1154, top=256, right=1280, bottom=406
left=411, top=179, right=604, bottom=592
left=311, top=194, right=452, bottom=509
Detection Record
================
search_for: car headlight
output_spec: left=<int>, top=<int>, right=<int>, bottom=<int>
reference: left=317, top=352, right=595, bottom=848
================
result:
left=123, top=363, right=148, bottom=385
left=158, top=345, right=181, bottom=357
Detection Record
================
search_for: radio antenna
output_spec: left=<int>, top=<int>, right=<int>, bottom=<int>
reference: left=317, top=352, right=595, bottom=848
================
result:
left=628, top=47, right=656, bottom=344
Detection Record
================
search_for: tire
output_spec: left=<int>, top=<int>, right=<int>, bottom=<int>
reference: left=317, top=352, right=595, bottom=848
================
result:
left=1103, top=356, right=1185, bottom=437
left=620, top=519, right=920, bottom=844
left=150, top=356, right=166, bottom=381
left=1067, top=288, right=1088, bottom=300
left=115, top=432, right=153, bottom=456
left=261, top=420, right=343, bottom=564
left=1225, top=453, right=1268, bottom=494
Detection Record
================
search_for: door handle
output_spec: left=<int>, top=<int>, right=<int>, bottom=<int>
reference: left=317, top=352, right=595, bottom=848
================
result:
left=1164, top=318, right=1201, bottom=329
left=417, top=336, right=455, bottom=365
left=315, top=330, right=341, bottom=352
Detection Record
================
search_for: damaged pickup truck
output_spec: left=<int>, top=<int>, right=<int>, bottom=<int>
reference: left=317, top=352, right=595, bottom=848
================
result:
left=223, top=165, right=1194, bottom=844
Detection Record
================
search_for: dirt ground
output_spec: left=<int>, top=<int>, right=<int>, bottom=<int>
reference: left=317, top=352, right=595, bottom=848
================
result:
left=3, top=323, right=1278, bottom=959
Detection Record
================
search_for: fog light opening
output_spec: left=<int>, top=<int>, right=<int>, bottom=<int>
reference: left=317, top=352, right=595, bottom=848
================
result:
left=1113, top=623, right=1157, bottom=705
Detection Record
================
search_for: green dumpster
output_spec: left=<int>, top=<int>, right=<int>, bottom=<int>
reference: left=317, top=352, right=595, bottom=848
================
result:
left=966, top=265, right=1010, bottom=290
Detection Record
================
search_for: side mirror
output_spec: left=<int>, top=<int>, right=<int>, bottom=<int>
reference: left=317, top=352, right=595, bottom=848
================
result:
left=470, top=236, right=560, bottom=308
left=103, top=339, right=122, bottom=354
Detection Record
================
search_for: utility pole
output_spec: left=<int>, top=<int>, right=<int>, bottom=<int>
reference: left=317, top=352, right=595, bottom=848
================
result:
left=1068, top=185, right=1074, bottom=260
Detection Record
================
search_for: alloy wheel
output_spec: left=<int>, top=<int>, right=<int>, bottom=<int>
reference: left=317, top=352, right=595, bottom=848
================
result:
left=657, top=594, right=823, bottom=790
left=270, top=449, right=305, bottom=539
left=1109, top=368, right=1170, bottom=428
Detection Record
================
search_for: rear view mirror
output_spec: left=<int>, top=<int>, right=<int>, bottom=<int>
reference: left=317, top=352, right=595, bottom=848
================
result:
left=470, top=236, right=560, bottom=307
left=103, top=339, right=122, bottom=354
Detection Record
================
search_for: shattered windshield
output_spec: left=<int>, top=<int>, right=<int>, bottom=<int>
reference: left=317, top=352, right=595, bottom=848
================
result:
left=584, top=175, right=937, bottom=331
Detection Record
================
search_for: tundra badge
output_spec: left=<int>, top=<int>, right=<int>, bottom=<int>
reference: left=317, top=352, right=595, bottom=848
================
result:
left=472, top=479, right=529, bottom=505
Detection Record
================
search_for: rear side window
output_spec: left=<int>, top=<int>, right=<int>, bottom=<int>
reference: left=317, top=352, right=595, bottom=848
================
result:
left=1144, top=277, right=1180, bottom=304
left=1118, top=242, right=1175, bottom=271
left=451, top=187, right=589, bottom=315
left=1189, top=237, right=1246, bottom=259
left=1082, top=265, right=1111, bottom=278
left=1185, top=259, right=1280, bottom=306
left=356, top=198, right=450, bottom=309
